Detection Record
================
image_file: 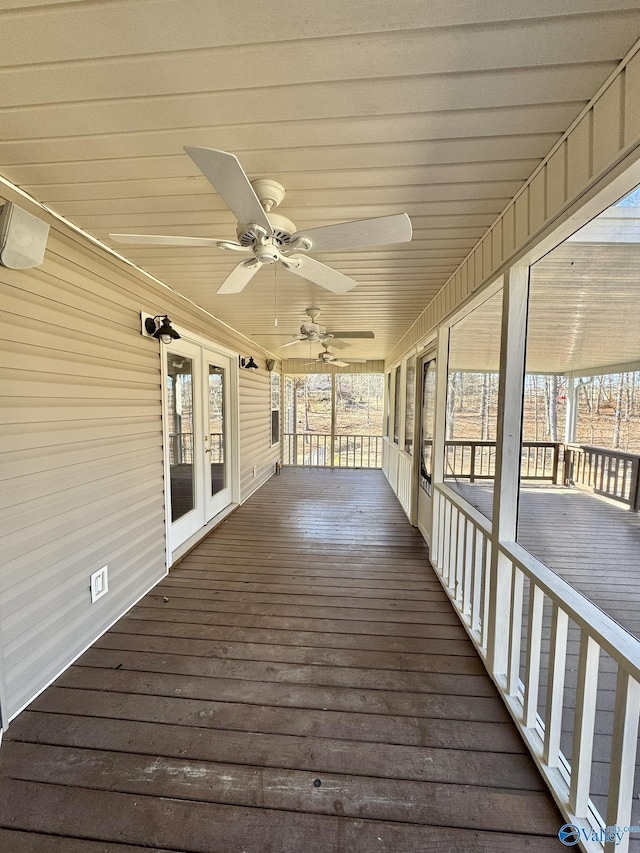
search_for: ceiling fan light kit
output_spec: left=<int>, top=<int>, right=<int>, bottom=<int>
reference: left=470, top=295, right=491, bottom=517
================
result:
left=110, top=146, right=412, bottom=296
left=303, top=342, right=352, bottom=369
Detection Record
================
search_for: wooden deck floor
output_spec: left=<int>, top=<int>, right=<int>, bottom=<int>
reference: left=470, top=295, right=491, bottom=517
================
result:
left=0, top=469, right=566, bottom=852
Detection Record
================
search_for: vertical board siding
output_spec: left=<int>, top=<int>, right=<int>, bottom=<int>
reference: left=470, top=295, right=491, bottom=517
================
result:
left=387, top=46, right=640, bottom=366
left=0, top=198, right=279, bottom=723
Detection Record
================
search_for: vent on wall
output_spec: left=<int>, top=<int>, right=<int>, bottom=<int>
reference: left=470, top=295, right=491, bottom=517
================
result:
left=0, top=202, right=50, bottom=269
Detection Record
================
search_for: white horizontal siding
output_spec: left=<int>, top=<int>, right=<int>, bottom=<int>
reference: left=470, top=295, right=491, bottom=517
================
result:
left=239, top=365, right=280, bottom=501
left=0, top=224, right=168, bottom=722
left=0, top=191, right=280, bottom=724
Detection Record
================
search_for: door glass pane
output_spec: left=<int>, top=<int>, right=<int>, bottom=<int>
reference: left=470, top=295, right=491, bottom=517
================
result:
left=168, top=353, right=195, bottom=522
left=405, top=356, right=416, bottom=454
left=420, top=358, right=437, bottom=495
left=393, top=365, right=401, bottom=444
left=208, top=364, right=226, bottom=497
left=270, top=372, right=281, bottom=446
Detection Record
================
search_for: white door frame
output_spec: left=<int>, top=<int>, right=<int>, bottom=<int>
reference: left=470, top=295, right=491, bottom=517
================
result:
left=161, top=333, right=240, bottom=567
left=415, top=341, right=440, bottom=545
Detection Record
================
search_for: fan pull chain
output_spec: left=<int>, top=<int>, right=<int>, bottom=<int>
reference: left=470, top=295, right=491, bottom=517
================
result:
left=274, top=264, right=278, bottom=326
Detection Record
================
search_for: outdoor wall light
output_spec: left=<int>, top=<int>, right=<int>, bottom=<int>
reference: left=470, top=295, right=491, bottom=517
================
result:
left=239, top=356, right=259, bottom=370
left=144, top=315, right=181, bottom=344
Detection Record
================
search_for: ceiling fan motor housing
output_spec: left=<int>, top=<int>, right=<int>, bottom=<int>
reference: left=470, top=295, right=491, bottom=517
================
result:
left=253, top=241, right=280, bottom=264
left=236, top=212, right=297, bottom=267
left=250, top=178, right=286, bottom=211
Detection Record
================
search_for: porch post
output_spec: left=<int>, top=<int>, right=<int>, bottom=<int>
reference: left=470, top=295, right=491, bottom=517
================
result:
left=330, top=371, right=336, bottom=467
left=564, top=375, right=578, bottom=444
left=432, top=328, right=449, bottom=488
left=486, top=266, right=529, bottom=678
left=292, top=377, right=298, bottom=464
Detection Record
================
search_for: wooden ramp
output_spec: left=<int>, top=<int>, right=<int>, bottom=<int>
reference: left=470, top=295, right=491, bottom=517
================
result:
left=0, top=469, right=565, bottom=852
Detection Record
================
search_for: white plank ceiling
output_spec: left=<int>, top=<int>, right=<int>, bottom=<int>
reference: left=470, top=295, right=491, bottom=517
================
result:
left=448, top=200, right=640, bottom=375
left=1, top=0, right=640, bottom=361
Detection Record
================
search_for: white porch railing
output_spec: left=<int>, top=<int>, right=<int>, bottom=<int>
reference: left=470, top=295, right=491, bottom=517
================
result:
left=432, top=483, right=640, bottom=853
left=283, top=433, right=382, bottom=468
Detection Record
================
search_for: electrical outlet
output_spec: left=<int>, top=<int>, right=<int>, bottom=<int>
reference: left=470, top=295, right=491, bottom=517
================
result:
left=90, top=566, right=109, bottom=603
left=253, top=465, right=258, bottom=478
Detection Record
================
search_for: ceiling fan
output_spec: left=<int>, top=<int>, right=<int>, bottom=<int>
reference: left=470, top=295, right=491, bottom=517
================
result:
left=304, top=343, right=366, bottom=369
left=110, top=147, right=412, bottom=295
left=257, top=307, right=374, bottom=350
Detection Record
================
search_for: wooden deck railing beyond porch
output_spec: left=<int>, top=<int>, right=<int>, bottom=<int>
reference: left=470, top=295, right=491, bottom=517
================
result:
left=445, top=440, right=640, bottom=512
left=564, top=444, right=640, bottom=511
left=445, top=441, right=562, bottom=484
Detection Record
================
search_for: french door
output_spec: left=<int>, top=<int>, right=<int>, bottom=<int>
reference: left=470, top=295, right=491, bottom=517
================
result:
left=416, top=348, right=438, bottom=542
left=164, top=339, right=236, bottom=559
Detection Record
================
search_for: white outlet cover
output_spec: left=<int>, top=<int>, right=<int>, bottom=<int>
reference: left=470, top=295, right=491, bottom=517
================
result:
left=90, top=566, right=109, bottom=603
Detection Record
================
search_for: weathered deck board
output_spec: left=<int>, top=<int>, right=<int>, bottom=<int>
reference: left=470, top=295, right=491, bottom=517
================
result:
left=0, top=469, right=565, bottom=851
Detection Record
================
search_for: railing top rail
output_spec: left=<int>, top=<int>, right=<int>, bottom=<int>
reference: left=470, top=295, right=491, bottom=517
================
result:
left=445, top=440, right=498, bottom=447
left=437, top=481, right=640, bottom=680
left=521, top=441, right=562, bottom=448
left=503, top=540, right=640, bottom=682
left=285, top=433, right=382, bottom=437
left=436, top=482, right=492, bottom=537
left=566, top=443, right=640, bottom=461
left=445, top=439, right=561, bottom=448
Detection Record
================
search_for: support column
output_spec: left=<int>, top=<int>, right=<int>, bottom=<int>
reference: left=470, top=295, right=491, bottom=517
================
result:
left=564, top=375, right=578, bottom=444
left=292, top=378, right=298, bottom=464
left=330, top=372, right=336, bottom=467
left=486, top=265, right=529, bottom=677
left=432, top=328, right=449, bottom=488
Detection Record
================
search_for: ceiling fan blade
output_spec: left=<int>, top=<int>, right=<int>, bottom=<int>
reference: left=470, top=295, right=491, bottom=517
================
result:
left=110, top=233, right=223, bottom=247
left=302, top=360, right=320, bottom=367
left=330, top=330, right=375, bottom=339
left=184, top=147, right=272, bottom=234
left=291, top=213, right=412, bottom=253
left=279, top=337, right=306, bottom=349
left=217, top=260, right=261, bottom=294
left=332, top=359, right=350, bottom=368
left=321, top=337, right=350, bottom=350
left=284, top=255, right=357, bottom=294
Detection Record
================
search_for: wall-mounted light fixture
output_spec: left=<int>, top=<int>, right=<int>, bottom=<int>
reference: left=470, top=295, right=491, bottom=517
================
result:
left=142, top=314, right=181, bottom=344
left=266, top=359, right=276, bottom=372
left=239, top=356, right=259, bottom=370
